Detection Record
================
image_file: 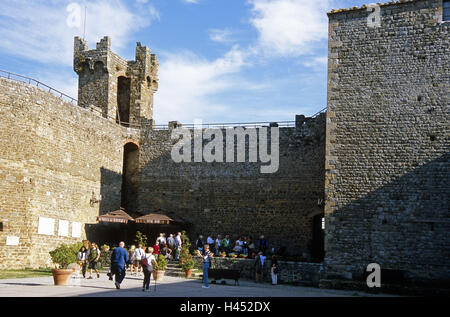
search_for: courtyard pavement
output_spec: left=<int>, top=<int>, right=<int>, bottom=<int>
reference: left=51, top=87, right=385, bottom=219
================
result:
left=0, top=271, right=397, bottom=297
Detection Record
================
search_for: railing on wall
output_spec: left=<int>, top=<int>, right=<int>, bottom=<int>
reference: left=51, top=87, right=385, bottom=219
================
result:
left=153, top=121, right=296, bottom=130
left=0, top=69, right=78, bottom=104
left=0, top=69, right=326, bottom=130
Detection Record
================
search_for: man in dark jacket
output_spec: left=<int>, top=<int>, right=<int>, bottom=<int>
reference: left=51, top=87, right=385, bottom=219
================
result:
left=110, top=241, right=130, bottom=289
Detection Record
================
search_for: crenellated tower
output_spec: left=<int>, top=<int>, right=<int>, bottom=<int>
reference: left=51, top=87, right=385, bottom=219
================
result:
left=73, top=36, right=158, bottom=127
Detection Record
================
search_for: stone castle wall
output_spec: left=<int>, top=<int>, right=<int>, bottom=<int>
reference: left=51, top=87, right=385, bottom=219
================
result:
left=137, top=115, right=326, bottom=256
left=0, top=78, right=138, bottom=269
left=325, top=0, right=450, bottom=282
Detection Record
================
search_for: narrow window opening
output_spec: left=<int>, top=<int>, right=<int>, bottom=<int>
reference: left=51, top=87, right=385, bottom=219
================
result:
left=117, top=76, right=131, bottom=127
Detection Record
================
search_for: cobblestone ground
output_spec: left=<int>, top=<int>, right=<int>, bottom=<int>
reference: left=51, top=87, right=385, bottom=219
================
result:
left=0, top=272, right=396, bottom=297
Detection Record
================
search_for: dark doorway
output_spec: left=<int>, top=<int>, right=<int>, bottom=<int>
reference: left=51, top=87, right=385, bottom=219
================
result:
left=311, top=214, right=325, bottom=262
left=117, top=76, right=131, bottom=126
left=121, top=142, right=139, bottom=213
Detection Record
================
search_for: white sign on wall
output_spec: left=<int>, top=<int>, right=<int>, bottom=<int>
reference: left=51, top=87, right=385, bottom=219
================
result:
left=38, top=217, right=55, bottom=235
left=72, top=222, right=82, bottom=238
left=58, top=220, right=69, bottom=237
left=6, top=236, right=19, bottom=246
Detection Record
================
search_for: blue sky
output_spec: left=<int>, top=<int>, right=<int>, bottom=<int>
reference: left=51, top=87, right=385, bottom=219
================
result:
left=0, top=0, right=369, bottom=124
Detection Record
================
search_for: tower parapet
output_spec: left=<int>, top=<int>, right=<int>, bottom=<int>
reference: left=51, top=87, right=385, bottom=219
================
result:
left=73, top=36, right=158, bottom=127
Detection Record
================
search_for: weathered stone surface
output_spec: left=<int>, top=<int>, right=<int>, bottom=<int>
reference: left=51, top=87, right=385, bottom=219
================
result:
left=325, top=0, right=450, bottom=283
left=137, top=117, right=326, bottom=257
left=192, top=256, right=323, bottom=285
left=0, top=77, right=139, bottom=269
left=0, top=0, right=448, bottom=289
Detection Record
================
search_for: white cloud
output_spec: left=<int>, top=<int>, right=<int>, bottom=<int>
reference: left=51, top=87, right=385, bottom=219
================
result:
left=183, top=0, right=200, bottom=3
left=302, top=56, right=328, bottom=68
left=208, top=28, right=235, bottom=44
left=154, top=46, right=253, bottom=123
left=248, top=0, right=331, bottom=57
left=0, top=0, right=159, bottom=67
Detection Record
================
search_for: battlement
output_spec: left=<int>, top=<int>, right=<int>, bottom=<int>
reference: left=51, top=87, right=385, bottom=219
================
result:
left=74, top=36, right=158, bottom=127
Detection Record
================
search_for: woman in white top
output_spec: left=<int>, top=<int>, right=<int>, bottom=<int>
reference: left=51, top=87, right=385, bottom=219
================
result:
left=142, top=247, right=158, bottom=292
left=77, top=246, right=88, bottom=278
left=134, top=244, right=145, bottom=276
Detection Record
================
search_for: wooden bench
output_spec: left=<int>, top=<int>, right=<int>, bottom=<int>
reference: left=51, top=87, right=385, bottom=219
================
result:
left=207, top=268, right=241, bottom=286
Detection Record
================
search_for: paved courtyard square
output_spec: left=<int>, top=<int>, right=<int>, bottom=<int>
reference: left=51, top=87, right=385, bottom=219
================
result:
left=0, top=274, right=395, bottom=297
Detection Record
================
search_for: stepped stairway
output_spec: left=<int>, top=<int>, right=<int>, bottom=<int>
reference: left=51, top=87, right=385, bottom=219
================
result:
left=165, top=260, right=203, bottom=280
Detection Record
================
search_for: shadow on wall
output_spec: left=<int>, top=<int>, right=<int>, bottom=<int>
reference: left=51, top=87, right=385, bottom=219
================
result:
left=134, top=118, right=327, bottom=259
left=325, top=152, right=450, bottom=285
left=85, top=222, right=190, bottom=248
left=86, top=167, right=191, bottom=247
left=99, top=167, right=122, bottom=215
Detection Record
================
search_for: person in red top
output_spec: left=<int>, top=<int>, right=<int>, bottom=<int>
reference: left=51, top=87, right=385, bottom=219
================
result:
left=153, top=241, right=160, bottom=255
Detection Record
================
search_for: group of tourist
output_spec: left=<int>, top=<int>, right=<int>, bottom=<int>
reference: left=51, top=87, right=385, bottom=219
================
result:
left=194, top=234, right=271, bottom=257
left=77, top=232, right=280, bottom=290
left=194, top=233, right=279, bottom=285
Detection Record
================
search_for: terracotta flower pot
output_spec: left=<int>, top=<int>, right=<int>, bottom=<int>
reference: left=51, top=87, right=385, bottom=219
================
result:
left=51, top=269, right=74, bottom=286
left=153, top=270, right=165, bottom=281
left=184, top=269, right=193, bottom=278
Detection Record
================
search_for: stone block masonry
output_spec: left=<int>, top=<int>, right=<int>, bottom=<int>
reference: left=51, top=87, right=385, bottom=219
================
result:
left=0, top=77, right=138, bottom=269
left=136, top=116, right=326, bottom=257
left=1, top=0, right=449, bottom=289
left=325, top=0, right=449, bottom=283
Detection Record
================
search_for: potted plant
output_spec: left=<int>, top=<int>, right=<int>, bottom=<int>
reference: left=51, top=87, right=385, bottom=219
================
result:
left=153, top=254, right=167, bottom=281
left=181, top=258, right=195, bottom=278
left=49, top=243, right=78, bottom=285
left=179, top=244, right=191, bottom=265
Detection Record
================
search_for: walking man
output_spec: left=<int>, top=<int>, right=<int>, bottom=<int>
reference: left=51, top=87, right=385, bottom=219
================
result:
left=110, top=241, right=130, bottom=289
left=167, top=234, right=175, bottom=251
left=87, top=242, right=100, bottom=279
left=175, top=232, right=182, bottom=261
left=202, top=244, right=213, bottom=289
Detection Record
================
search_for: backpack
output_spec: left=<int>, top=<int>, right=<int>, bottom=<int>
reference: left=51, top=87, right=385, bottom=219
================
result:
left=142, top=255, right=149, bottom=268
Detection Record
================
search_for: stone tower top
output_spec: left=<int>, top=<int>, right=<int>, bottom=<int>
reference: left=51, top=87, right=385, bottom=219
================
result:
left=73, top=36, right=158, bottom=127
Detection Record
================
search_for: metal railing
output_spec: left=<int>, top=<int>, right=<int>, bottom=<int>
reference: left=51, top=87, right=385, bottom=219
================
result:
left=153, top=120, right=296, bottom=130
left=0, top=69, right=327, bottom=130
left=311, top=107, right=327, bottom=117
left=0, top=69, right=78, bottom=104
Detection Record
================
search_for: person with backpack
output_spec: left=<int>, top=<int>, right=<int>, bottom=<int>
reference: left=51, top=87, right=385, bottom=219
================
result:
left=87, top=242, right=101, bottom=279
left=142, top=247, right=158, bottom=292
